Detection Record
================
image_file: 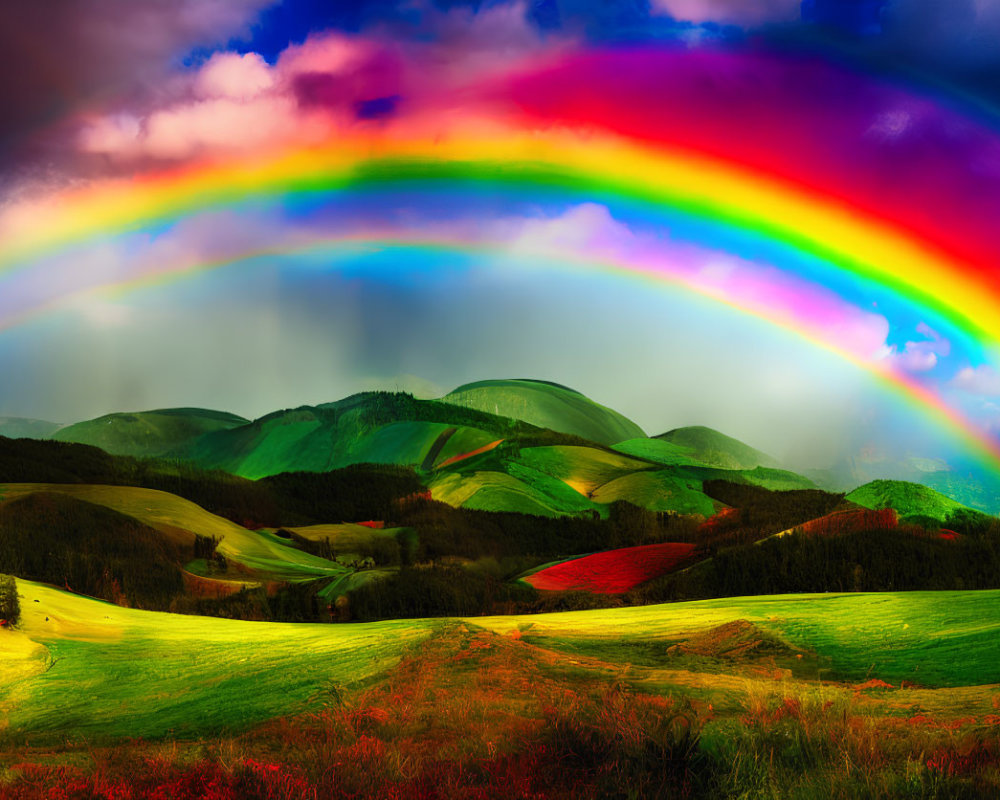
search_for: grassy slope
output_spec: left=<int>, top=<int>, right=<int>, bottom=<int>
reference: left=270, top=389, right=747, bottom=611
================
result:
left=180, top=403, right=502, bottom=480
left=477, top=590, right=1000, bottom=688
left=590, top=470, right=718, bottom=515
left=3, top=582, right=999, bottom=744
left=52, top=408, right=248, bottom=458
left=429, top=470, right=586, bottom=517
left=846, top=479, right=971, bottom=523
left=1, top=580, right=441, bottom=741
left=441, top=379, right=645, bottom=445
left=0, top=483, right=344, bottom=582
left=656, top=426, right=776, bottom=470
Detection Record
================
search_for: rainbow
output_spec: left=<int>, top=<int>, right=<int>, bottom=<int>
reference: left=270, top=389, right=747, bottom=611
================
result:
left=3, top=47, right=1000, bottom=472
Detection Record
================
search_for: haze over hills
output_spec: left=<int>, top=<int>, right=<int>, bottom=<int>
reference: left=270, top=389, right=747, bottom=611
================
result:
left=4, top=378, right=999, bottom=514
left=0, top=417, right=62, bottom=439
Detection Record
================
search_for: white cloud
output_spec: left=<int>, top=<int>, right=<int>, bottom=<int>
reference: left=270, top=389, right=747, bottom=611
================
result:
left=952, top=364, right=1000, bottom=396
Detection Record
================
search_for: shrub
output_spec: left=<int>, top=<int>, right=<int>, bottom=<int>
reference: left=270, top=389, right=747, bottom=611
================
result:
left=0, top=573, right=20, bottom=626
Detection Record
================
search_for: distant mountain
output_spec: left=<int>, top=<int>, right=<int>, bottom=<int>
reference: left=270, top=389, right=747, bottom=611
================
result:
left=441, top=379, right=645, bottom=446
left=846, top=479, right=974, bottom=524
left=0, top=417, right=61, bottom=439
left=655, top=426, right=776, bottom=471
left=52, top=408, right=249, bottom=458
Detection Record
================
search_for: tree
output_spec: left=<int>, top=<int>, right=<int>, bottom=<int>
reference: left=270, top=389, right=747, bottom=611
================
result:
left=0, top=573, right=20, bottom=627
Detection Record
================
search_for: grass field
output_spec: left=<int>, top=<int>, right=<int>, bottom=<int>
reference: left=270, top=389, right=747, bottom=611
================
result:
left=4, top=581, right=1000, bottom=745
left=476, top=590, right=1000, bottom=688
left=0, top=579, right=442, bottom=742
left=3, top=580, right=1000, bottom=797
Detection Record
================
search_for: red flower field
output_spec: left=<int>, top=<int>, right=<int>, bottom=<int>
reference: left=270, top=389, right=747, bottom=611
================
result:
left=523, top=542, right=697, bottom=594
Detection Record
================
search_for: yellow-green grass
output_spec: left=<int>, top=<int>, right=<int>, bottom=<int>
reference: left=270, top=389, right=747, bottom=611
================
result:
left=278, top=522, right=403, bottom=551
left=475, top=591, right=1000, bottom=688
left=0, top=484, right=344, bottom=582
left=4, top=581, right=1000, bottom=748
left=590, top=470, right=719, bottom=515
left=429, top=470, right=569, bottom=516
left=1, top=579, right=442, bottom=743
left=515, top=445, right=653, bottom=497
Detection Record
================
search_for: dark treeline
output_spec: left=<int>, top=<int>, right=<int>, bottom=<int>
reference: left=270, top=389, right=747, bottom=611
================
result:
left=697, top=482, right=846, bottom=549
left=393, top=499, right=699, bottom=562
left=259, top=466, right=424, bottom=526
left=346, top=564, right=537, bottom=620
left=631, top=525, right=1000, bottom=604
left=0, top=573, right=19, bottom=624
left=0, top=493, right=185, bottom=610
left=0, top=436, right=425, bottom=528
left=170, top=581, right=322, bottom=622
left=342, top=391, right=595, bottom=449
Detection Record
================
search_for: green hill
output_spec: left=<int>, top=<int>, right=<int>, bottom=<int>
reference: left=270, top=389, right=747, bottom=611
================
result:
left=845, top=479, right=974, bottom=524
left=441, top=379, right=645, bottom=446
left=0, top=483, right=345, bottom=582
left=0, top=417, right=61, bottom=439
left=179, top=394, right=515, bottom=480
left=53, top=408, right=249, bottom=458
left=656, top=426, right=776, bottom=471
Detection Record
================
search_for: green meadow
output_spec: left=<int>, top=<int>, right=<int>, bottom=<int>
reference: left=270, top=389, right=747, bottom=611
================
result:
left=4, top=580, right=999, bottom=745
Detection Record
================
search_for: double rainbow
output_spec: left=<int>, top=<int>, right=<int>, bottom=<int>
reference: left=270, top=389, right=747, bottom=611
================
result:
left=2, top=47, right=1000, bottom=470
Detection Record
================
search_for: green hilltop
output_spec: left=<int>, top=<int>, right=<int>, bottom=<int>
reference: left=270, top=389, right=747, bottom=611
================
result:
left=656, top=425, right=776, bottom=471
left=441, top=379, right=646, bottom=445
left=846, top=479, right=976, bottom=524
left=53, top=408, right=249, bottom=458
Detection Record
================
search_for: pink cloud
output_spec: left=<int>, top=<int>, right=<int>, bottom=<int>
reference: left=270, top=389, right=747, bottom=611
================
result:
left=651, top=0, right=800, bottom=25
left=196, top=52, right=274, bottom=100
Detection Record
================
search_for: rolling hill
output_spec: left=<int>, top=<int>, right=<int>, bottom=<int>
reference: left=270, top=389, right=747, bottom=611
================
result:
left=656, top=426, right=776, bottom=470
left=846, top=479, right=974, bottom=524
left=0, top=483, right=345, bottom=582
left=441, top=379, right=645, bottom=445
left=52, top=408, right=249, bottom=458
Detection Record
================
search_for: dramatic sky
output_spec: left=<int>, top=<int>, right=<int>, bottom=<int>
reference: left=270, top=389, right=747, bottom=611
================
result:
left=3, top=0, right=1000, bottom=471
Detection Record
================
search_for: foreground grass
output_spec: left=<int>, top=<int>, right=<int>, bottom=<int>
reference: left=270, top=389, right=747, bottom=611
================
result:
left=3, top=621, right=1000, bottom=799
left=1, top=580, right=441, bottom=741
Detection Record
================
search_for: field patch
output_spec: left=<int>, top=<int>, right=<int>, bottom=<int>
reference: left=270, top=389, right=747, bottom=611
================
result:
left=522, top=542, right=697, bottom=593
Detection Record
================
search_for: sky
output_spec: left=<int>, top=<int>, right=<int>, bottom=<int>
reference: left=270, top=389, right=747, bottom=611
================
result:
left=2, top=0, right=1000, bottom=471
